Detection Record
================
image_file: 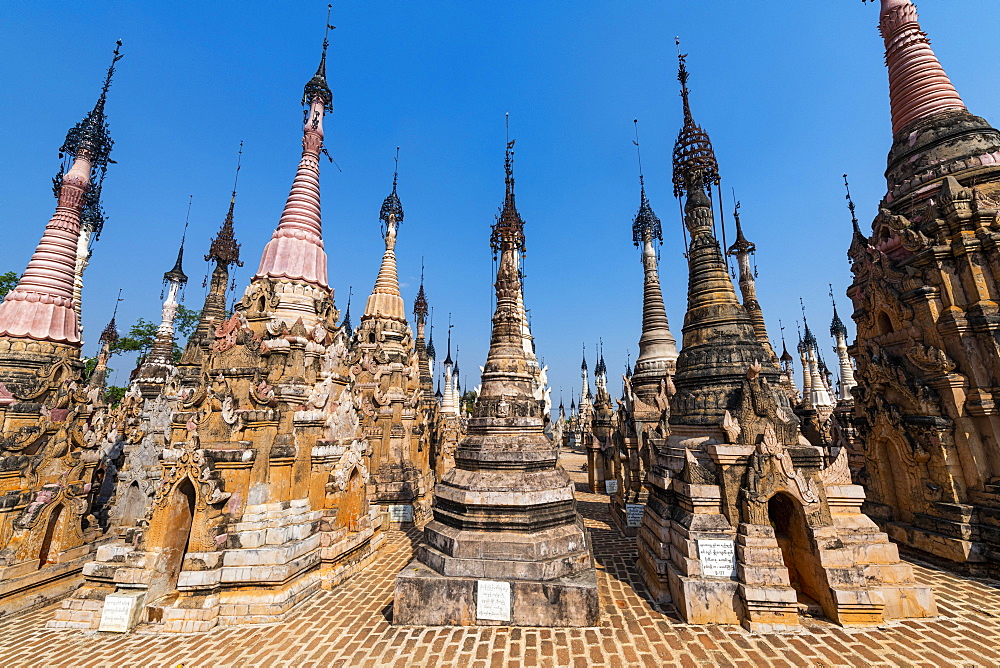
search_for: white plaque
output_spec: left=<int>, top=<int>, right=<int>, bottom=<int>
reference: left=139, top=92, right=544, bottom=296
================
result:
left=387, top=504, right=413, bottom=523
left=604, top=479, right=618, bottom=494
left=98, top=592, right=145, bottom=632
left=476, top=580, right=511, bottom=622
left=626, top=503, right=645, bottom=528
left=697, top=539, right=737, bottom=579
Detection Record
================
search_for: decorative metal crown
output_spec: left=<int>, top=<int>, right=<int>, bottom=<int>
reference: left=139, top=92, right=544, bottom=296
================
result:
left=671, top=48, right=720, bottom=198
left=632, top=177, right=663, bottom=246
left=54, top=40, right=124, bottom=240
left=206, top=201, right=243, bottom=268
left=491, top=139, right=526, bottom=256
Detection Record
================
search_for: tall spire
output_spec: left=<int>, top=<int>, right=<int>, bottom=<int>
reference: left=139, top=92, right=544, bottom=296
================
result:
left=342, top=286, right=353, bottom=337
left=829, top=284, right=857, bottom=400
left=843, top=173, right=864, bottom=242
left=630, top=120, right=678, bottom=396
left=179, top=148, right=244, bottom=366
left=254, top=7, right=333, bottom=290
left=413, top=261, right=428, bottom=320
left=164, top=197, right=191, bottom=288
left=88, top=294, right=121, bottom=391
left=136, top=205, right=192, bottom=393
left=363, top=148, right=405, bottom=322
left=671, top=38, right=719, bottom=201
left=669, top=44, right=783, bottom=429
left=726, top=201, right=777, bottom=361
left=207, top=145, right=244, bottom=269
left=873, top=0, right=965, bottom=136
left=426, top=309, right=436, bottom=360
left=491, top=112, right=526, bottom=258
left=0, top=41, right=123, bottom=347
left=393, top=129, right=598, bottom=628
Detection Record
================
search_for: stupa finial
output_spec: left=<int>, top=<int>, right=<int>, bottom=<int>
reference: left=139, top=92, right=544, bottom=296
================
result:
left=491, top=112, right=526, bottom=257
left=206, top=143, right=244, bottom=268
left=303, top=4, right=335, bottom=112
left=671, top=39, right=720, bottom=199
left=631, top=119, right=662, bottom=246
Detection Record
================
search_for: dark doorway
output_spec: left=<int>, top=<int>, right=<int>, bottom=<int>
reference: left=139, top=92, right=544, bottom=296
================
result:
left=161, top=479, right=196, bottom=592
left=768, top=493, right=834, bottom=619
left=38, top=503, right=64, bottom=568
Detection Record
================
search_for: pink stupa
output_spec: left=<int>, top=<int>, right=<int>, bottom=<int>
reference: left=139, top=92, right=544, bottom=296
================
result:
left=0, top=43, right=122, bottom=346
left=879, top=0, right=965, bottom=135
left=254, top=39, right=333, bottom=291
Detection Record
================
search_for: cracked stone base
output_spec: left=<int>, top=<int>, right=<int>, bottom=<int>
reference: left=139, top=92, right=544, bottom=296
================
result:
left=392, top=559, right=599, bottom=627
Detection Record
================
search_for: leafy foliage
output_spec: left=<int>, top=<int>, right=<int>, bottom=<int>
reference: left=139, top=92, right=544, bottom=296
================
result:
left=461, top=390, right=478, bottom=414
left=111, top=318, right=159, bottom=358
left=175, top=305, right=201, bottom=341
left=105, top=386, right=127, bottom=406
left=109, top=306, right=202, bottom=365
left=0, top=271, right=19, bottom=301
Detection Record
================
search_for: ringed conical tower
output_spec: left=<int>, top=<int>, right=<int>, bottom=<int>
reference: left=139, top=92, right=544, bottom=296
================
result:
left=0, top=41, right=124, bottom=617
left=637, top=44, right=935, bottom=631
left=394, top=136, right=598, bottom=627
left=848, top=0, right=1000, bottom=574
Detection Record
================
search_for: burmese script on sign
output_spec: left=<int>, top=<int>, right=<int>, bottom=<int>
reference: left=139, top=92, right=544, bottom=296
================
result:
left=98, top=593, right=141, bottom=633
left=387, top=504, right=413, bottom=523
left=626, top=503, right=644, bottom=527
left=697, top=539, right=737, bottom=578
left=476, top=580, right=511, bottom=622
left=605, top=479, right=618, bottom=494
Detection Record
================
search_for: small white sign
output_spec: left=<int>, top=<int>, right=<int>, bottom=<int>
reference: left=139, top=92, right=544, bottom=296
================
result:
left=626, top=503, right=645, bottom=527
left=697, top=539, right=737, bottom=579
left=604, top=479, right=618, bottom=494
left=387, top=504, right=414, bottom=523
left=476, top=580, right=511, bottom=622
left=98, top=592, right=145, bottom=633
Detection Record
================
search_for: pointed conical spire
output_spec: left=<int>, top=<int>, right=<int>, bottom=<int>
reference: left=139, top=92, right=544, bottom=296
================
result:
left=491, top=113, right=526, bottom=258
left=254, top=10, right=333, bottom=290
left=88, top=298, right=120, bottom=391
left=830, top=287, right=848, bottom=339
left=0, top=41, right=123, bottom=347
left=671, top=39, right=720, bottom=201
left=207, top=146, right=244, bottom=269
left=581, top=344, right=588, bottom=372
left=843, top=174, right=866, bottom=244
left=137, top=211, right=191, bottom=392
left=342, top=286, right=353, bottom=337
left=443, top=321, right=453, bottom=367
left=179, top=150, right=245, bottom=367
left=631, top=120, right=662, bottom=247
left=413, top=262, right=428, bottom=320
left=164, top=199, right=191, bottom=287
left=99, top=313, right=119, bottom=347
left=726, top=201, right=776, bottom=361
left=426, top=321, right=436, bottom=360
left=363, top=149, right=406, bottom=322
left=875, top=0, right=965, bottom=136
left=669, top=45, right=785, bottom=429
left=595, top=344, right=607, bottom=378
left=631, top=120, right=678, bottom=395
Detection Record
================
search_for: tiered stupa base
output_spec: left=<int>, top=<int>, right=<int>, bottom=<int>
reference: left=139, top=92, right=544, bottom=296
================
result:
left=393, top=454, right=600, bottom=627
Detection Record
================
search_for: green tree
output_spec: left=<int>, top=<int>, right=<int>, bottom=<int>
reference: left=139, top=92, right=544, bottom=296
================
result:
left=111, top=318, right=159, bottom=360
left=461, top=390, right=478, bottom=415
left=105, top=385, right=128, bottom=406
left=0, top=271, right=19, bottom=301
left=175, top=305, right=201, bottom=340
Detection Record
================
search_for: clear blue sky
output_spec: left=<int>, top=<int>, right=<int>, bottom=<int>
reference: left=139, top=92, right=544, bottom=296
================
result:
left=2, top=1, right=998, bottom=402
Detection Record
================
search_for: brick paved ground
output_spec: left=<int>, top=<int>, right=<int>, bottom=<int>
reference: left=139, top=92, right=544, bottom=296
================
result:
left=1, top=450, right=999, bottom=667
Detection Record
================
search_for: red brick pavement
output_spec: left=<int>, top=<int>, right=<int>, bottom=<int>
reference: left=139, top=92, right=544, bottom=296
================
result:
left=0, top=451, right=998, bottom=667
